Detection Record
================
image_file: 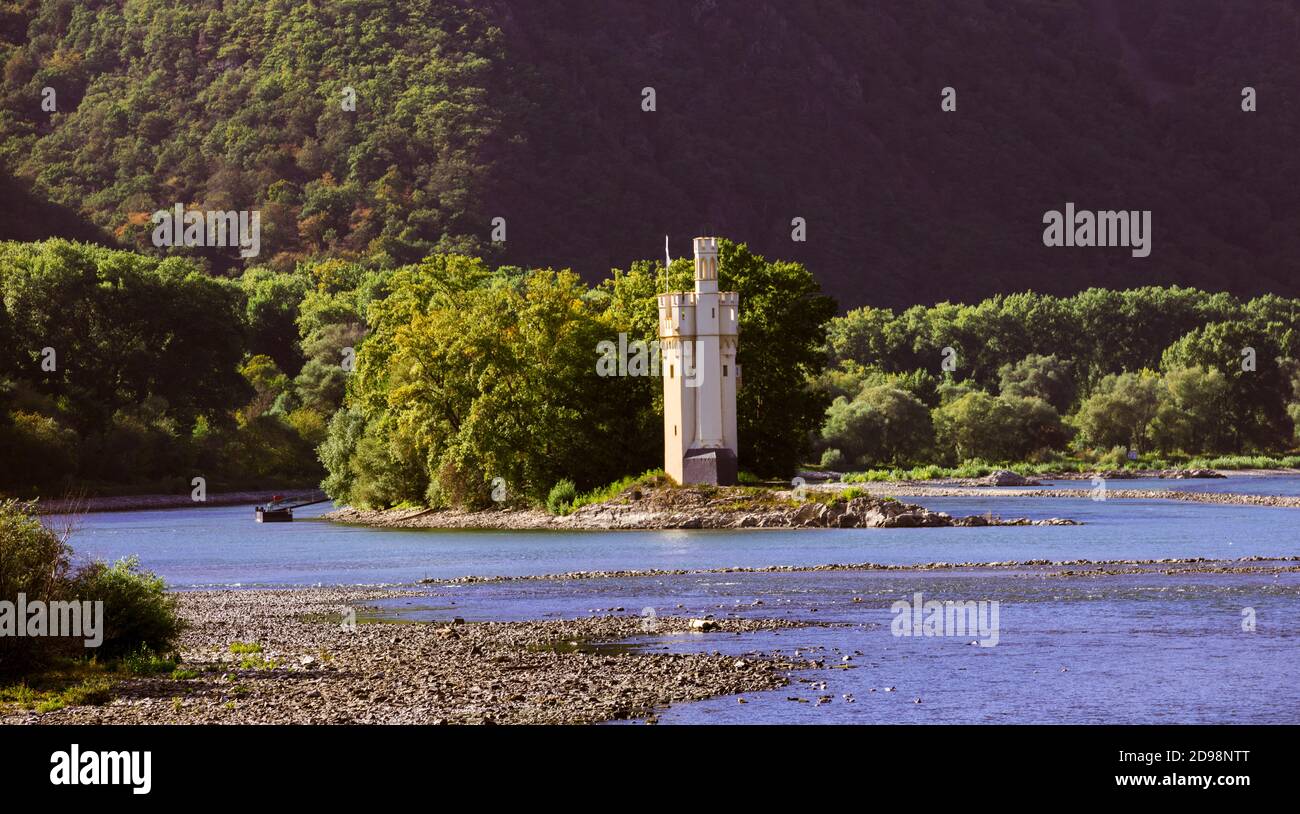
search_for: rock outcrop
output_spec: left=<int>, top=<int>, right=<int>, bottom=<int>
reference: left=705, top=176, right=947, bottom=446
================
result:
left=976, top=470, right=1043, bottom=487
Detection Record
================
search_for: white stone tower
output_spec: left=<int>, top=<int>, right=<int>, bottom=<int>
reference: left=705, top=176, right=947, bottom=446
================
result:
left=658, top=237, right=740, bottom=485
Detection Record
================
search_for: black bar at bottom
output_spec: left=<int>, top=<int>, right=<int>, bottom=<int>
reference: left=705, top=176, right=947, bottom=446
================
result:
left=0, top=724, right=1286, bottom=801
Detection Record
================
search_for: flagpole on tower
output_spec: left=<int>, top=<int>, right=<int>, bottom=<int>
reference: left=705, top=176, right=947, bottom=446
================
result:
left=663, top=235, right=670, bottom=293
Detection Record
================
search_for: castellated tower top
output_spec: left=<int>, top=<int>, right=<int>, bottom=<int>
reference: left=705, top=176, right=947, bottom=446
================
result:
left=693, top=237, right=719, bottom=283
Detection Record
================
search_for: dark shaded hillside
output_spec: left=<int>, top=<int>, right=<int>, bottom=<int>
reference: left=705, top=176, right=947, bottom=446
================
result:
left=480, top=0, right=1300, bottom=309
left=2, top=0, right=1299, bottom=309
left=0, top=170, right=111, bottom=244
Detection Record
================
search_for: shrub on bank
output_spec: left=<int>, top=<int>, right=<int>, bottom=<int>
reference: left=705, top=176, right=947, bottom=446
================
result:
left=0, top=501, right=184, bottom=676
left=568, top=469, right=666, bottom=513
left=0, top=499, right=76, bottom=673
left=546, top=479, right=577, bottom=515
left=71, top=556, right=184, bottom=661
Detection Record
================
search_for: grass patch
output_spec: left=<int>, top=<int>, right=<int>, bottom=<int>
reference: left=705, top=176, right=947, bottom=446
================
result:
left=0, top=683, right=39, bottom=708
left=566, top=469, right=666, bottom=513
left=60, top=679, right=113, bottom=706
left=1186, top=454, right=1300, bottom=471
left=237, top=654, right=278, bottom=670
left=0, top=674, right=113, bottom=713
left=119, top=647, right=180, bottom=676
left=228, top=641, right=262, bottom=655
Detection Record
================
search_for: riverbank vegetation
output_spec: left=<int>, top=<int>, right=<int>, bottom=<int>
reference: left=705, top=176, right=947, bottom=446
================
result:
left=4, top=237, right=1300, bottom=510
left=0, top=237, right=832, bottom=507
left=816, top=287, right=1300, bottom=474
left=0, top=499, right=184, bottom=685
left=840, top=455, right=1300, bottom=484
left=0, top=240, right=345, bottom=496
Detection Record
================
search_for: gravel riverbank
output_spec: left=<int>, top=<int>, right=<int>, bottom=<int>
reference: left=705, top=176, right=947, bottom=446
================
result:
left=7, top=557, right=1296, bottom=725
left=5, top=587, right=811, bottom=725
left=432, top=555, right=1300, bottom=585
left=818, top=482, right=1300, bottom=507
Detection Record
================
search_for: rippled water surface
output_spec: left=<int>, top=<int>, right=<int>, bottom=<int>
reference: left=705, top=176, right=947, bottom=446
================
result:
left=50, top=493, right=1299, bottom=588
left=49, top=479, right=1300, bottom=724
left=378, top=567, right=1299, bottom=724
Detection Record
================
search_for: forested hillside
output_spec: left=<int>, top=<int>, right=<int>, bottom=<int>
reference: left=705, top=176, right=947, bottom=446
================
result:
left=0, top=0, right=513, bottom=270
left=3, top=0, right=1300, bottom=309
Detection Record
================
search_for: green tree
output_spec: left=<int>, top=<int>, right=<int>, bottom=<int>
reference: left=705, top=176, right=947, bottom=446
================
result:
left=820, top=384, right=932, bottom=468
left=1073, top=371, right=1162, bottom=451
left=933, top=391, right=1069, bottom=463
left=336, top=258, right=644, bottom=507
left=241, top=268, right=310, bottom=375
left=1160, top=321, right=1292, bottom=450
left=0, top=240, right=251, bottom=434
left=998, top=353, right=1076, bottom=412
left=1149, top=366, right=1234, bottom=454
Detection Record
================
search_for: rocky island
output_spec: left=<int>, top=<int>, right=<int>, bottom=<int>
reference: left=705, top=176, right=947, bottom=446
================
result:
left=325, top=478, right=1080, bottom=531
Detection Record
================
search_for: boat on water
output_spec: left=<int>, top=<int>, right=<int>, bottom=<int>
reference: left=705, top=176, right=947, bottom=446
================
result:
left=256, top=495, right=293, bottom=523
left=254, top=493, right=331, bottom=522
left=256, top=505, right=293, bottom=523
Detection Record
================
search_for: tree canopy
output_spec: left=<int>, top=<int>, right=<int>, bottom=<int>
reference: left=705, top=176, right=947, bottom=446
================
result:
left=324, top=240, right=836, bottom=507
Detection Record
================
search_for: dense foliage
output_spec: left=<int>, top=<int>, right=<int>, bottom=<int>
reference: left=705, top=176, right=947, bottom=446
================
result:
left=817, top=288, right=1300, bottom=468
left=323, top=240, right=833, bottom=507
left=0, top=236, right=831, bottom=503
left=4, top=233, right=1298, bottom=501
left=0, top=239, right=345, bottom=493
left=0, top=0, right=508, bottom=273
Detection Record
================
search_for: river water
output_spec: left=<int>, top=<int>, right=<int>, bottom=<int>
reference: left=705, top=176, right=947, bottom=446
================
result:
left=50, top=474, right=1300, bottom=724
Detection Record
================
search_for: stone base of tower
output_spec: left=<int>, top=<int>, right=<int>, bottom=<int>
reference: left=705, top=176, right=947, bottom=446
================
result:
left=680, top=447, right=738, bottom=486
